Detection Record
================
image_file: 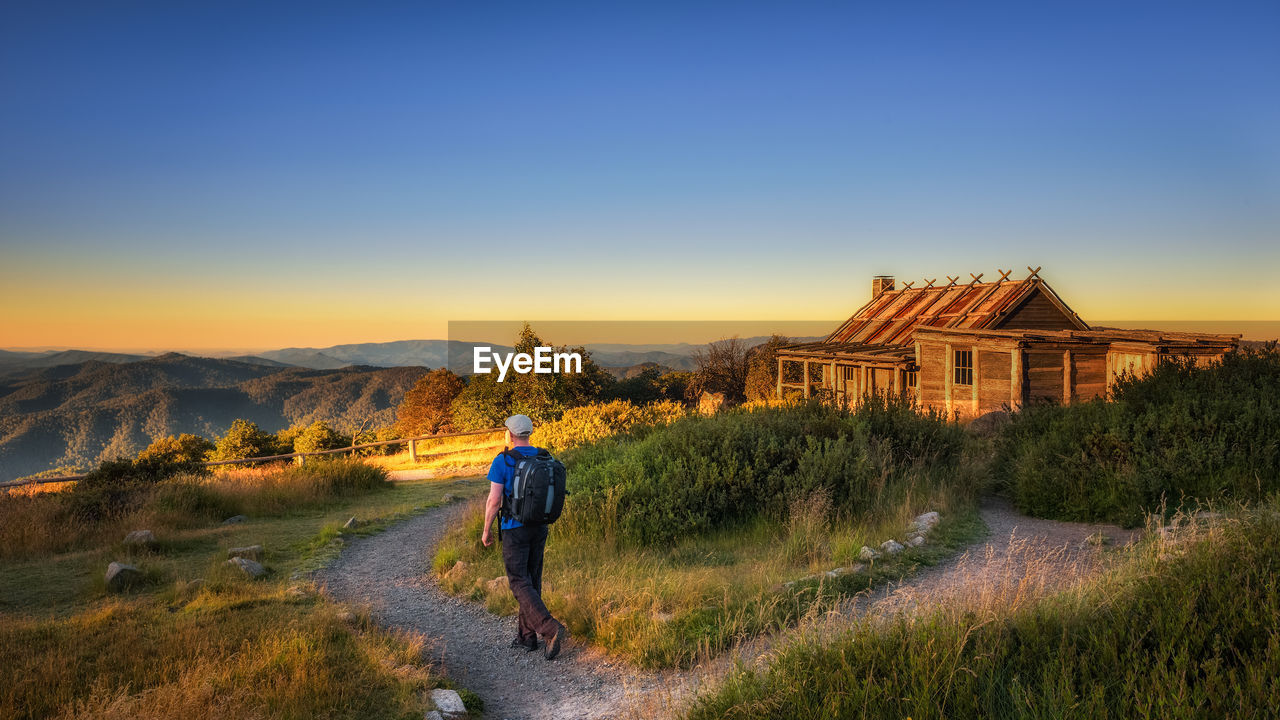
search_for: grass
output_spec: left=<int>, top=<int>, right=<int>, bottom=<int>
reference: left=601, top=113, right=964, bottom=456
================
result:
left=366, top=430, right=505, bottom=477
left=684, top=502, right=1280, bottom=720
left=438, top=495, right=983, bottom=669
left=0, top=460, right=489, bottom=720
left=433, top=399, right=986, bottom=668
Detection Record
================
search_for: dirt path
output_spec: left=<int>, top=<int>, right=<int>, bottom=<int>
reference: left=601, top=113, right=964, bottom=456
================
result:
left=318, top=497, right=1142, bottom=719
left=317, top=501, right=688, bottom=720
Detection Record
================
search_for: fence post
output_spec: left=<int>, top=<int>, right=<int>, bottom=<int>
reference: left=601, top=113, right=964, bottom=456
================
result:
left=294, top=454, right=304, bottom=466
left=408, top=438, right=418, bottom=463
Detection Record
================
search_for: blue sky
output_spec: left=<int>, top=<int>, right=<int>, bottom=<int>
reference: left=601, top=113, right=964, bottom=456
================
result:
left=1, top=1, right=1277, bottom=349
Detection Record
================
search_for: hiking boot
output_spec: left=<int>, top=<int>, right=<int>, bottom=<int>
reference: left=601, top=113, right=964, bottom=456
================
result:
left=543, top=621, right=568, bottom=660
left=510, top=635, right=538, bottom=652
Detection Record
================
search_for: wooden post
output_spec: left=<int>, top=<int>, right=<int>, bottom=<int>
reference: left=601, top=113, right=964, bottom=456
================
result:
left=1063, top=350, right=1073, bottom=404
left=829, top=360, right=837, bottom=396
left=802, top=361, right=811, bottom=399
left=776, top=357, right=784, bottom=399
left=1011, top=348, right=1024, bottom=411
left=971, top=348, right=980, bottom=415
left=293, top=455, right=304, bottom=466
left=408, top=438, right=418, bottom=463
left=943, top=343, right=954, bottom=416
left=892, top=367, right=902, bottom=397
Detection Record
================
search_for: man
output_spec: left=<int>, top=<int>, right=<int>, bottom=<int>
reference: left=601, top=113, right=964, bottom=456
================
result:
left=481, top=414, right=569, bottom=660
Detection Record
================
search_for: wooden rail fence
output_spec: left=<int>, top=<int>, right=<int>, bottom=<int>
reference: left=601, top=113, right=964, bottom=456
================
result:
left=0, top=427, right=506, bottom=489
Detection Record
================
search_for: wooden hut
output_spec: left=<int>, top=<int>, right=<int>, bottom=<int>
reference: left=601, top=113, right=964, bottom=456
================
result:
left=776, top=268, right=1239, bottom=418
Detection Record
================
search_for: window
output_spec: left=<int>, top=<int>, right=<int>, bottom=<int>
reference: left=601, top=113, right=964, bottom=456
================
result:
left=903, top=370, right=918, bottom=389
left=953, top=350, right=973, bottom=386
left=842, top=366, right=859, bottom=381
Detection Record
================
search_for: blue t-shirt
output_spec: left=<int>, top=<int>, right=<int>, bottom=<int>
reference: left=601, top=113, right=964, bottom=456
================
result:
left=488, top=446, right=542, bottom=530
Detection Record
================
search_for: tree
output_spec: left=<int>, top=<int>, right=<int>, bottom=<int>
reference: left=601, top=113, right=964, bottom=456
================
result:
left=396, top=368, right=465, bottom=437
left=690, top=337, right=752, bottom=404
left=137, top=433, right=215, bottom=464
left=210, top=419, right=279, bottom=462
left=744, top=335, right=793, bottom=401
left=450, top=323, right=613, bottom=430
left=293, top=420, right=348, bottom=454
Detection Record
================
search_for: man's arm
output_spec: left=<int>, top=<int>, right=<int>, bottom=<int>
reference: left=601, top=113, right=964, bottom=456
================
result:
left=481, top=481, right=504, bottom=547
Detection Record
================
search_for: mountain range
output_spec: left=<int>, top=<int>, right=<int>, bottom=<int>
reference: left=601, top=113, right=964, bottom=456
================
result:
left=0, top=354, right=427, bottom=480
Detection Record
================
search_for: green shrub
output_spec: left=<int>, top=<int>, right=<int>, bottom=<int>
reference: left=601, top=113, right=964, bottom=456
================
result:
left=210, top=419, right=280, bottom=462
left=136, top=433, right=215, bottom=464
left=529, top=399, right=686, bottom=452
left=292, top=421, right=349, bottom=454
left=995, top=346, right=1280, bottom=525
left=562, top=397, right=969, bottom=546
left=687, top=504, right=1280, bottom=720
left=64, top=456, right=206, bottom=524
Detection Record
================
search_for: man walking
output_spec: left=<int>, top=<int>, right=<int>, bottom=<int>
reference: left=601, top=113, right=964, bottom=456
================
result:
left=481, top=414, right=569, bottom=660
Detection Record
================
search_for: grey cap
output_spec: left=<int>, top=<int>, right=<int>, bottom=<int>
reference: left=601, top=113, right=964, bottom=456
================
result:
left=504, top=414, right=533, bottom=437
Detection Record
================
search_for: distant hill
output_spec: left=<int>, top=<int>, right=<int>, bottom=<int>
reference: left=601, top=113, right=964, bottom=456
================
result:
left=0, top=349, right=151, bottom=380
left=0, top=354, right=427, bottom=480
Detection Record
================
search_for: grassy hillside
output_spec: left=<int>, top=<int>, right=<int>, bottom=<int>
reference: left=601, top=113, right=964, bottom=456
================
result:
left=686, top=504, right=1280, bottom=720
left=0, top=459, right=485, bottom=719
left=0, top=355, right=428, bottom=479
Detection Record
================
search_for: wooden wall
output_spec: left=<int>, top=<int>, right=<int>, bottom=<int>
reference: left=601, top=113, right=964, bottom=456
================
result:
left=997, top=289, right=1079, bottom=330
left=1073, top=350, right=1107, bottom=400
left=918, top=341, right=948, bottom=412
left=978, top=349, right=1012, bottom=412
left=1025, top=351, right=1064, bottom=404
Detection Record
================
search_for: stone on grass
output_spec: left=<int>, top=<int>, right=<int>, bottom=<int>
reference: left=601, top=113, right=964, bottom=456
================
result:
left=343, top=517, right=358, bottom=529
left=485, top=575, right=508, bottom=594
left=430, top=688, right=467, bottom=715
left=226, top=556, right=267, bottom=579
left=909, top=511, right=941, bottom=533
left=881, top=539, right=905, bottom=555
left=443, top=560, right=469, bottom=581
left=227, top=545, right=263, bottom=561
left=106, top=562, right=142, bottom=592
left=425, top=711, right=444, bottom=720
left=441, top=494, right=456, bottom=503
left=123, top=529, right=156, bottom=547
left=858, top=546, right=880, bottom=561
left=908, top=535, right=926, bottom=547
left=222, top=515, right=247, bottom=525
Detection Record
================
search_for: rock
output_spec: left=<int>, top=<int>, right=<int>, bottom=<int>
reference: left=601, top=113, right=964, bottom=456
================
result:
left=908, top=535, right=926, bottom=547
left=105, top=562, right=142, bottom=592
left=222, top=515, right=247, bottom=525
left=441, top=494, right=456, bottom=503
left=858, top=546, right=879, bottom=561
left=226, top=556, right=267, bottom=579
left=881, top=539, right=905, bottom=554
left=123, top=529, right=156, bottom=547
left=430, top=688, right=467, bottom=715
left=425, top=712, right=444, bottom=720
left=966, top=409, right=1010, bottom=436
left=443, top=560, right=469, bottom=581
left=485, top=575, right=508, bottom=594
left=227, top=545, right=263, bottom=561
left=336, top=610, right=356, bottom=624
left=698, top=391, right=727, bottom=415
left=286, top=585, right=309, bottom=599
left=910, top=511, right=941, bottom=533
left=343, top=517, right=358, bottom=529
left=824, top=567, right=847, bottom=579
left=185, top=578, right=204, bottom=592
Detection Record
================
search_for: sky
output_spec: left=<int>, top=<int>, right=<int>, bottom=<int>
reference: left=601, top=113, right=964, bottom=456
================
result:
left=1, top=1, right=1278, bottom=351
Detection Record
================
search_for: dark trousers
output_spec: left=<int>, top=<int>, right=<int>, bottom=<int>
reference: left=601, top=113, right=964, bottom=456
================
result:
left=500, top=523, right=559, bottom=640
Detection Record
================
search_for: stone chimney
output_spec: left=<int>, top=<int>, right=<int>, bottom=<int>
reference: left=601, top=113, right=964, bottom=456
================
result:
left=872, top=275, right=895, bottom=299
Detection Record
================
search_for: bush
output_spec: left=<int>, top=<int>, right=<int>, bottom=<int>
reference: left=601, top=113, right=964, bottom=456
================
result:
left=529, top=400, right=686, bottom=453
left=563, top=397, right=969, bottom=546
left=292, top=421, right=349, bottom=454
left=210, top=419, right=280, bottom=462
left=136, top=433, right=215, bottom=464
left=994, top=346, right=1280, bottom=525
left=64, top=456, right=207, bottom=524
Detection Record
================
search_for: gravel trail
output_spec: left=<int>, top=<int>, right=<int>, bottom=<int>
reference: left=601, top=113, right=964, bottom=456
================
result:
left=317, top=499, right=689, bottom=720
left=318, top=495, right=1142, bottom=719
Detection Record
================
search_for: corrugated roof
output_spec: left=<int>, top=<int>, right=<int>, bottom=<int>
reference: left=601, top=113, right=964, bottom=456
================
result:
left=823, top=271, right=1088, bottom=346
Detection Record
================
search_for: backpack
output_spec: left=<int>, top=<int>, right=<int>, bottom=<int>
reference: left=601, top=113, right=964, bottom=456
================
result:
left=501, top=448, right=568, bottom=526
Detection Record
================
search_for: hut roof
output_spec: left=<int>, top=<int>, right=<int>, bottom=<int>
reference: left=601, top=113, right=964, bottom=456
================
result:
left=824, top=269, right=1088, bottom=346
